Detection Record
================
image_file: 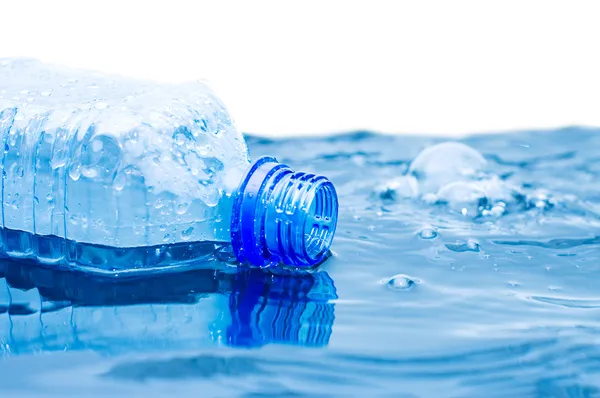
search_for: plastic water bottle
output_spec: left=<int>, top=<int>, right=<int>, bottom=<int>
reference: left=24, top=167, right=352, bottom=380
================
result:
left=0, top=260, right=337, bottom=355
left=0, top=59, right=338, bottom=273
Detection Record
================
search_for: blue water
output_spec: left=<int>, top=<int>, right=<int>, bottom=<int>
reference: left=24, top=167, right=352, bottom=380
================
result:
left=2, top=128, right=600, bottom=397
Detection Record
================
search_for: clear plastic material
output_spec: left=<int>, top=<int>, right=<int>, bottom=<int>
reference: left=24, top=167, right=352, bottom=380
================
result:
left=0, top=58, right=338, bottom=273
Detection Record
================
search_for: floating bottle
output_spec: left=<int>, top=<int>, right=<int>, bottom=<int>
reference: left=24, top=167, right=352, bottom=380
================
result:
left=0, top=58, right=338, bottom=273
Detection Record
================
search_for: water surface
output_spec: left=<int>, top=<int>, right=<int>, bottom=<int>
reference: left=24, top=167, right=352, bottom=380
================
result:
left=2, top=128, right=600, bottom=397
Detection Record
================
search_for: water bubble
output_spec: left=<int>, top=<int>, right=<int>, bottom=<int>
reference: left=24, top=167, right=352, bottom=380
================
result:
left=383, top=274, right=418, bottom=291
left=181, top=226, right=194, bottom=240
left=436, top=181, right=489, bottom=217
left=15, top=166, right=24, bottom=178
left=418, top=226, right=438, bottom=239
left=375, top=175, right=419, bottom=201
left=484, top=202, right=507, bottom=217
left=409, top=142, right=487, bottom=194
left=527, top=190, right=556, bottom=211
left=446, top=239, right=480, bottom=253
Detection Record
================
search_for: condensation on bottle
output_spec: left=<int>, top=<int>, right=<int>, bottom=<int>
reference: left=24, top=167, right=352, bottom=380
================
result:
left=0, top=59, right=338, bottom=274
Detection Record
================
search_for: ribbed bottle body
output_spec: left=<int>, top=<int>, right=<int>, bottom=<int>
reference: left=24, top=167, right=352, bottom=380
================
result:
left=0, top=58, right=250, bottom=272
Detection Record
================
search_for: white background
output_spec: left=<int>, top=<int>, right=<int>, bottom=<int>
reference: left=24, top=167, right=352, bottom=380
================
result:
left=2, top=0, right=599, bottom=137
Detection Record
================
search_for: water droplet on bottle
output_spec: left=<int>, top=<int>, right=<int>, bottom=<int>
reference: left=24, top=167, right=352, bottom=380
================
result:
left=40, top=91, right=52, bottom=97
left=33, top=196, right=39, bottom=205
left=69, top=214, right=78, bottom=225
left=147, top=186, right=154, bottom=193
left=113, top=172, right=126, bottom=191
left=176, top=202, right=189, bottom=215
left=383, top=274, right=417, bottom=291
left=94, top=102, right=108, bottom=110
left=181, top=227, right=194, bottom=241
left=15, top=166, right=24, bottom=178
left=81, top=167, right=99, bottom=178
left=163, top=233, right=171, bottom=242
left=92, top=139, right=104, bottom=152
left=51, top=157, right=66, bottom=169
left=69, top=163, right=81, bottom=181
left=174, top=133, right=186, bottom=146
left=155, top=198, right=165, bottom=209
left=159, top=224, right=166, bottom=231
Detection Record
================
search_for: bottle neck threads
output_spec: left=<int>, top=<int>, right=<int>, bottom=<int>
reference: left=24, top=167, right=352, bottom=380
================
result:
left=230, top=156, right=338, bottom=268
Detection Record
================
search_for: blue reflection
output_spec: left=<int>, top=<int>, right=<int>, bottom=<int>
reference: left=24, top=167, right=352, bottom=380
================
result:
left=0, top=259, right=337, bottom=355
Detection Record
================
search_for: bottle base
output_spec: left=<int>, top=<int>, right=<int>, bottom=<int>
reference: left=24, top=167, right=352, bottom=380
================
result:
left=0, top=228, right=236, bottom=277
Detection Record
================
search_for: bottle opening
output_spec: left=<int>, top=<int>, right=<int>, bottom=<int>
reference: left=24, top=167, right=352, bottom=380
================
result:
left=230, top=156, right=339, bottom=268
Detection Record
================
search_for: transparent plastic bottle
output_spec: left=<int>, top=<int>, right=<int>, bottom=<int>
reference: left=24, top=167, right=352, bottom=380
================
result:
left=0, top=260, right=337, bottom=355
left=0, top=59, right=338, bottom=273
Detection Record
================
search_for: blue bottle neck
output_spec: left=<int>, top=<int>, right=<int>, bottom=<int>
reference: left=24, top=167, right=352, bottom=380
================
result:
left=230, top=156, right=338, bottom=268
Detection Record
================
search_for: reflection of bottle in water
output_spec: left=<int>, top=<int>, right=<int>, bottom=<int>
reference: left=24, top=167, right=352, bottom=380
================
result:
left=0, top=58, right=338, bottom=272
left=224, top=269, right=337, bottom=347
left=0, top=259, right=337, bottom=355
